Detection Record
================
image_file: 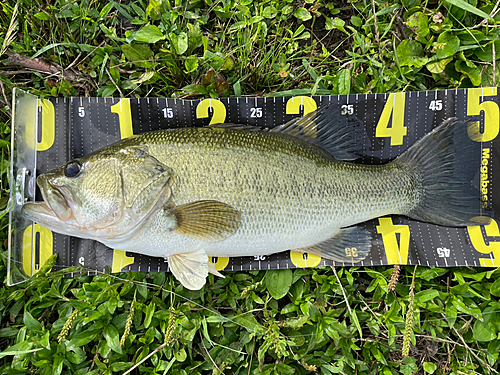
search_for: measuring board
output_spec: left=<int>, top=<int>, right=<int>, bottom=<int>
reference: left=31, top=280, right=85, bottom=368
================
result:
left=8, top=88, right=500, bottom=285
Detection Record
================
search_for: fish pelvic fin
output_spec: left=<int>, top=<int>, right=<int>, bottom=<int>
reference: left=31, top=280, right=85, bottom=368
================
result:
left=397, top=118, right=490, bottom=226
left=168, top=200, right=241, bottom=242
left=293, top=226, right=371, bottom=264
left=168, top=250, right=209, bottom=290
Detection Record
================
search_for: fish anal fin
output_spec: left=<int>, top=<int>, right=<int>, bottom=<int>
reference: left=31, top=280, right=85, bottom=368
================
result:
left=168, top=250, right=209, bottom=290
left=169, top=200, right=241, bottom=243
left=294, top=226, right=371, bottom=264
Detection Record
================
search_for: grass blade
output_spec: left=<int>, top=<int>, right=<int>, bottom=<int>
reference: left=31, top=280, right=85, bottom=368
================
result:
left=443, top=0, right=493, bottom=20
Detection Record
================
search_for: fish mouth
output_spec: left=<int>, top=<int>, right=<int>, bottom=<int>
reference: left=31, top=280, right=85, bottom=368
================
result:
left=23, top=175, right=73, bottom=222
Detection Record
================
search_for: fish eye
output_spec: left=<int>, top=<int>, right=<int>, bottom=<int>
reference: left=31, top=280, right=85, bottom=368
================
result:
left=64, top=162, right=81, bottom=178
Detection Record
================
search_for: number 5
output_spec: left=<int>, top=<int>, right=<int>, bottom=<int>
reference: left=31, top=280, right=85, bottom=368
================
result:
left=467, top=88, right=499, bottom=142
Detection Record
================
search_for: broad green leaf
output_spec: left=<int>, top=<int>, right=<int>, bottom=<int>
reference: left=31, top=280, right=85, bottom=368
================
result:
left=426, top=57, right=453, bottom=73
left=275, top=363, right=295, bottom=374
left=457, top=30, right=485, bottom=45
left=144, top=302, right=155, bottom=328
left=455, top=60, right=481, bottom=85
left=337, top=69, right=351, bottom=95
left=234, top=313, right=265, bottom=334
left=265, top=269, right=293, bottom=300
left=474, top=40, right=500, bottom=62
left=263, top=6, right=277, bottom=19
left=414, top=289, right=439, bottom=303
left=445, top=303, right=457, bottom=327
left=330, top=18, right=348, bottom=34
left=435, top=32, right=460, bottom=59
left=169, top=32, right=188, bottom=55
left=351, top=16, right=363, bottom=27
left=66, top=347, right=86, bottom=365
left=400, top=357, right=418, bottom=375
left=23, top=311, right=43, bottom=333
left=350, top=309, right=363, bottom=338
left=103, top=324, right=122, bottom=353
left=185, top=55, right=199, bottom=73
left=111, top=362, right=132, bottom=371
left=397, top=40, right=428, bottom=68
left=473, top=307, right=497, bottom=342
left=134, top=25, right=166, bottom=43
left=146, top=0, right=162, bottom=20
left=34, top=12, right=51, bottom=21
left=443, top=0, right=492, bottom=19
left=121, top=44, right=153, bottom=67
left=229, top=21, right=246, bottom=32
left=0, top=347, right=42, bottom=359
left=423, top=362, right=438, bottom=374
left=492, top=277, right=500, bottom=297
left=249, top=16, right=264, bottom=24
left=407, top=12, right=429, bottom=39
left=233, top=81, right=241, bottom=97
left=68, top=329, right=100, bottom=348
left=174, top=347, right=187, bottom=362
left=131, top=71, right=156, bottom=85
left=294, top=7, right=311, bottom=21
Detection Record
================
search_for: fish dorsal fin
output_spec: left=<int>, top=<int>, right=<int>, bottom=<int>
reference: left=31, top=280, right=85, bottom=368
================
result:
left=293, top=226, right=371, bottom=264
left=119, top=145, right=173, bottom=214
left=271, top=106, right=367, bottom=160
left=168, top=200, right=241, bottom=242
left=168, top=250, right=209, bottom=290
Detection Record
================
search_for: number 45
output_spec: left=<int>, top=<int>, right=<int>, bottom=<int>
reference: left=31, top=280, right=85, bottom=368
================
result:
left=429, top=100, right=442, bottom=111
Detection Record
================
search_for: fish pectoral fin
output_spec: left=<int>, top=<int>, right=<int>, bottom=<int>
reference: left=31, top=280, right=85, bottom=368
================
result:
left=168, top=250, right=209, bottom=290
left=294, top=226, right=371, bottom=264
left=169, top=200, right=241, bottom=243
left=208, top=261, right=225, bottom=278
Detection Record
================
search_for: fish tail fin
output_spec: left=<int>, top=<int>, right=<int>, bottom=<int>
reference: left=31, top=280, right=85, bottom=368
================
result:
left=397, top=118, right=490, bottom=227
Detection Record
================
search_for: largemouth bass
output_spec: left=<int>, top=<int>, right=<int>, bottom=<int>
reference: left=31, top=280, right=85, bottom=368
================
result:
left=22, top=107, right=486, bottom=289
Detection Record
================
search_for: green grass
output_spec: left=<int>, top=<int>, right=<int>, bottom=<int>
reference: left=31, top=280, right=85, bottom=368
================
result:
left=1, top=0, right=500, bottom=374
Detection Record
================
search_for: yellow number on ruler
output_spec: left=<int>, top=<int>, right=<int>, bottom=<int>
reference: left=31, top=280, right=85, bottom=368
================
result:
left=111, top=99, right=136, bottom=270
left=467, top=87, right=499, bottom=142
left=285, top=96, right=318, bottom=116
left=375, top=92, right=406, bottom=146
left=111, top=98, right=134, bottom=139
left=111, top=250, right=135, bottom=273
left=22, top=224, right=53, bottom=276
left=376, top=217, right=410, bottom=264
left=38, top=99, right=55, bottom=151
left=210, top=256, right=230, bottom=271
left=467, top=220, right=500, bottom=267
left=196, top=99, right=227, bottom=125
left=290, top=251, right=321, bottom=268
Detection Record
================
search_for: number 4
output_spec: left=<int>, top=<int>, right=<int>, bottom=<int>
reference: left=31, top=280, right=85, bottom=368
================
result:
left=375, top=92, right=407, bottom=146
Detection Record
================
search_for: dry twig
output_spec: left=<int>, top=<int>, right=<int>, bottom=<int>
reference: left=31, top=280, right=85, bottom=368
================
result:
left=6, top=51, right=81, bottom=82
